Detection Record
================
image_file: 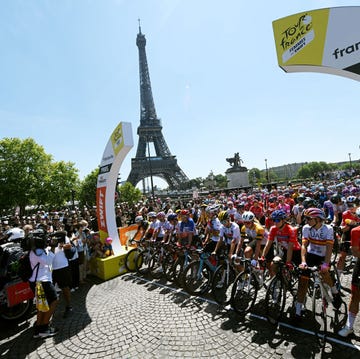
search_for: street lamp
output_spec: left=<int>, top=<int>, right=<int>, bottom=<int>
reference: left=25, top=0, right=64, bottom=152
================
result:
left=265, top=159, right=269, bottom=183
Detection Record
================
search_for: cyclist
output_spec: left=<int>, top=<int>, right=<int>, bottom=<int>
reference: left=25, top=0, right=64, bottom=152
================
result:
left=236, top=211, right=265, bottom=264
left=292, top=195, right=305, bottom=225
left=323, top=193, right=336, bottom=224
left=133, top=215, right=149, bottom=239
left=212, top=211, right=240, bottom=260
left=261, top=209, right=301, bottom=277
left=152, top=211, right=167, bottom=241
left=338, top=207, right=360, bottom=337
left=249, top=198, right=265, bottom=225
left=163, top=213, right=178, bottom=244
left=177, top=209, right=195, bottom=248
left=336, top=195, right=360, bottom=280
left=225, top=200, right=237, bottom=221
left=143, top=212, right=157, bottom=240
left=331, top=194, right=346, bottom=227
left=294, top=208, right=341, bottom=320
left=233, top=202, right=245, bottom=227
left=196, top=204, right=209, bottom=234
left=203, top=204, right=221, bottom=253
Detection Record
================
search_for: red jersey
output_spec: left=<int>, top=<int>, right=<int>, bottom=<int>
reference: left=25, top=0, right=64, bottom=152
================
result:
left=351, top=226, right=360, bottom=248
left=341, top=210, right=359, bottom=226
left=268, top=223, right=301, bottom=251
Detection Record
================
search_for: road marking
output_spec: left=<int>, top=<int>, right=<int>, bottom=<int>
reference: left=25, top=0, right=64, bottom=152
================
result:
left=125, top=273, right=360, bottom=351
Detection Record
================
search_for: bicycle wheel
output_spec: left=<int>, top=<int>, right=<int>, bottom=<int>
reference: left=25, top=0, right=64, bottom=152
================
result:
left=125, top=248, right=141, bottom=272
left=311, top=284, right=328, bottom=334
left=162, top=252, right=176, bottom=282
left=265, top=275, right=286, bottom=324
left=172, top=256, right=185, bottom=287
left=231, top=270, right=258, bottom=315
left=332, top=297, right=348, bottom=333
left=212, top=264, right=236, bottom=305
left=135, top=249, right=152, bottom=275
left=148, top=251, right=164, bottom=279
left=183, top=260, right=212, bottom=295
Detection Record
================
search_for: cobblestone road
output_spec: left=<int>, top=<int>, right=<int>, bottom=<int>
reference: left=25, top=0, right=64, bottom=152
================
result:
left=1, top=268, right=359, bottom=358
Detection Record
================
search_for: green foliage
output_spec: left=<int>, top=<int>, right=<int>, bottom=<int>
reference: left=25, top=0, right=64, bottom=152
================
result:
left=0, top=137, right=79, bottom=214
left=78, top=168, right=99, bottom=208
left=119, top=182, right=142, bottom=205
left=213, top=174, right=228, bottom=188
left=296, top=161, right=332, bottom=179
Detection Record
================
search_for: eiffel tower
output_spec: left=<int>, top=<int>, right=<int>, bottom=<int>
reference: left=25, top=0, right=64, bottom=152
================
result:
left=127, top=23, right=189, bottom=189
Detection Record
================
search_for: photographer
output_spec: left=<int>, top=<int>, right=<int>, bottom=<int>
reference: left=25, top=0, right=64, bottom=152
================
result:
left=29, top=230, right=59, bottom=339
left=50, top=231, right=73, bottom=318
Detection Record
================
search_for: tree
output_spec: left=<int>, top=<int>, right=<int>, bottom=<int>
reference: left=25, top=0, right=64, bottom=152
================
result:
left=119, top=182, right=142, bottom=205
left=44, top=161, right=80, bottom=209
left=78, top=168, right=99, bottom=208
left=296, top=161, right=332, bottom=179
left=0, top=138, right=79, bottom=214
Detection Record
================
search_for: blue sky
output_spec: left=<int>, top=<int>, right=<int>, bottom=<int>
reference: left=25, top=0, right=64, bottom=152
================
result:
left=1, top=0, right=360, bottom=188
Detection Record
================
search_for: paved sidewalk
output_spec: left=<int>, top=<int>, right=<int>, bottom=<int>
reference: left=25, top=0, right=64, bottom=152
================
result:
left=0, top=269, right=359, bottom=358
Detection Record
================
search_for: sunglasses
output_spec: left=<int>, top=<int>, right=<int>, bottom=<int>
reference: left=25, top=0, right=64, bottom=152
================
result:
left=273, top=219, right=282, bottom=223
left=305, top=217, right=315, bottom=221
left=221, top=220, right=229, bottom=224
left=243, top=221, right=252, bottom=224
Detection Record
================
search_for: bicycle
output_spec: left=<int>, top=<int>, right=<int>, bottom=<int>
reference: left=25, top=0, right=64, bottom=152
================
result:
left=183, top=249, right=218, bottom=296
left=211, top=254, right=237, bottom=305
left=308, top=265, right=348, bottom=340
left=264, top=257, right=300, bottom=324
left=230, top=257, right=267, bottom=315
left=170, top=244, right=198, bottom=287
left=124, top=237, right=147, bottom=272
left=134, top=239, right=160, bottom=275
left=148, top=242, right=174, bottom=279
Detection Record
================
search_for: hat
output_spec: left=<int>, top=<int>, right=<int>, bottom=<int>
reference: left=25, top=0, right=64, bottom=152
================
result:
left=105, top=237, right=112, bottom=243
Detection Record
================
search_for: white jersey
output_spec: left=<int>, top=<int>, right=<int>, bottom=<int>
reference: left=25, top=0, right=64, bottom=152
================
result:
left=302, top=223, right=334, bottom=258
left=219, top=222, right=240, bottom=245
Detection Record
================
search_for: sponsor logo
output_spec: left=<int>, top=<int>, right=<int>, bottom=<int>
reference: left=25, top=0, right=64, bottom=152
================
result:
left=279, top=14, right=313, bottom=63
left=113, top=125, right=123, bottom=149
left=98, top=175, right=106, bottom=184
left=99, top=164, right=112, bottom=174
left=332, top=41, right=360, bottom=59
left=97, top=188, right=106, bottom=230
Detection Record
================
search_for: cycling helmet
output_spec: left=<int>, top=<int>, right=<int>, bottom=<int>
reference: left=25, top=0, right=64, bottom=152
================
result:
left=218, top=211, right=230, bottom=222
left=330, top=194, right=341, bottom=204
left=242, top=211, right=255, bottom=222
left=135, top=216, right=144, bottom=224
left=303, top=197, right=316, bottom=209
left=270, top=210, right=287, bottom=221
left=148, top=212, right=157, bottom=218
left=236, top=202, right=245, bottom=209
left=206, top=204, right=220, bottom=214
left=346, top=195, right=359, bottom=205
left=303, top=207, right=325, bottom=220
left=5, top=227, right=25, bottom=242
left=180, top=209, right=190, bottom=216
left=157, top=211, right=166, bottom=219
left=167, top=213, right=178, bottom=221
left=297, top=195, right=305, bottom=203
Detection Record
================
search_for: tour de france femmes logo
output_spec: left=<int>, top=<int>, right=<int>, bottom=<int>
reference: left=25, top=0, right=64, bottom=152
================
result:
left=111, top=124, right=124, bottom=154
left=280, top=14, right=314, bottom=63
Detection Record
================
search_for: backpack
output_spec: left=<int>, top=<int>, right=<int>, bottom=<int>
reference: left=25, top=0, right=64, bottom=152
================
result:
left=17, top=251, right=39, bottom=282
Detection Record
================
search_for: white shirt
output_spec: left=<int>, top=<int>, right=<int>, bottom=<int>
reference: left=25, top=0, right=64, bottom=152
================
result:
left=29, top=248, right=55, bottom=282
left=52, top=246, right=69, bottom=270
